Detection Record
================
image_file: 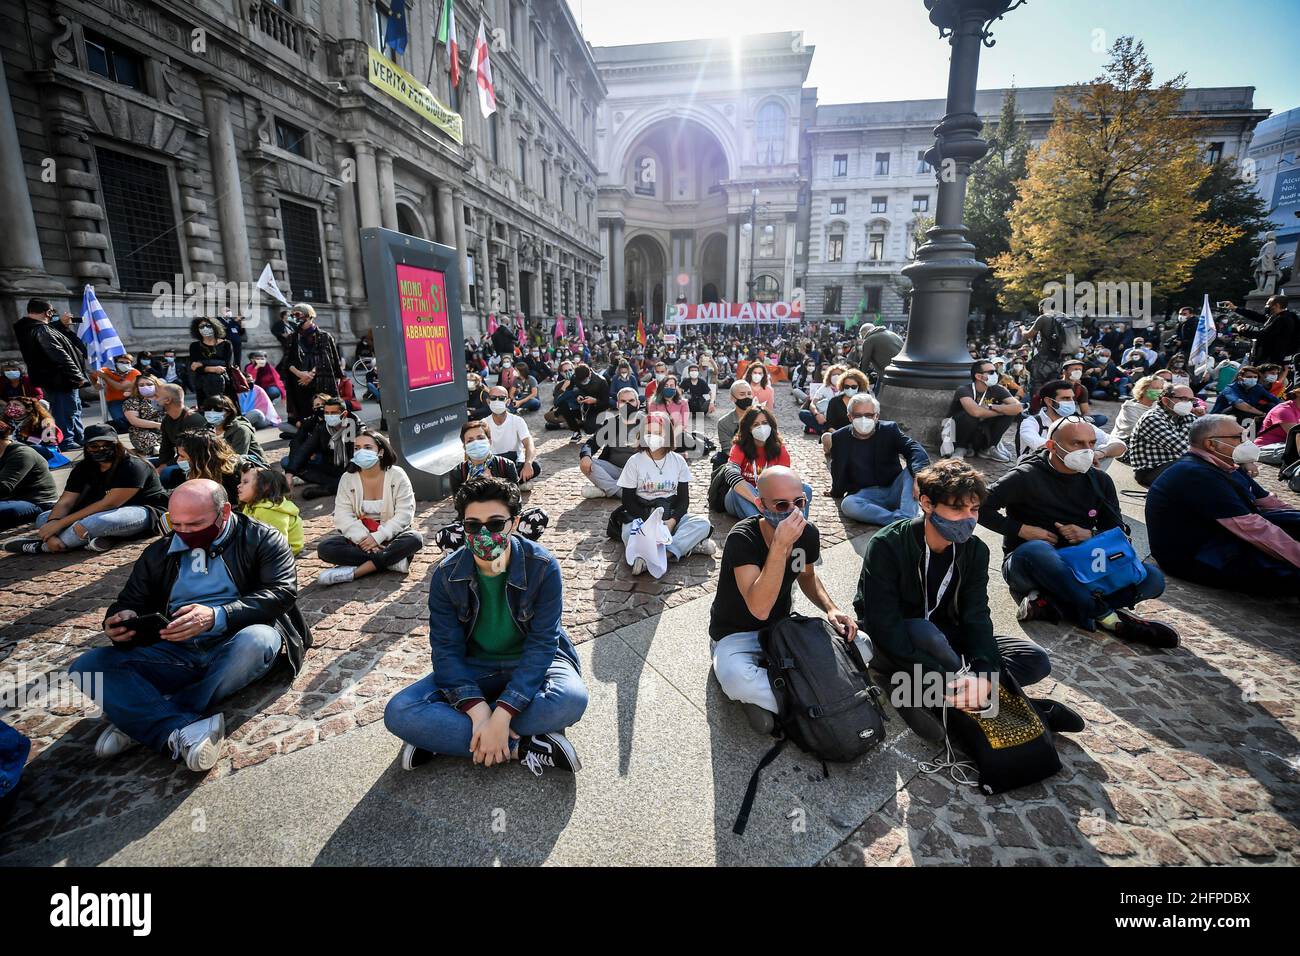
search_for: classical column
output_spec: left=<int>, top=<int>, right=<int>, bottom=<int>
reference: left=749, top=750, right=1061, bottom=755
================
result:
left=610, top=220, right=625, bottom=311
left=509, top=228, right=522, bottom=314
left=334, top=180, right=365, bottom=303
left=353, top=143, right=382, bottom=230
left=0, top=44, right=63, bottom=295
left=726, top=215, right=739, bottom=301
left=376, top=150, right=398, bottom=230
left=436, top=181, right=455, bottom=246
left=883, top=0, right=1023, bottom=444
left=453, top=188, right=470, bottom=303
left=530, top=256, right=542, bottom=321
left=477, top=216, right=491, bottom=317
left=200, top=80, right=252, bottom=287
left=783, top=217, right=797, bottom=302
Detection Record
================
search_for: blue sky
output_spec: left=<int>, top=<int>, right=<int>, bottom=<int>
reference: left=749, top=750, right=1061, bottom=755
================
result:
left=566, top=0, right=1295, bottom=115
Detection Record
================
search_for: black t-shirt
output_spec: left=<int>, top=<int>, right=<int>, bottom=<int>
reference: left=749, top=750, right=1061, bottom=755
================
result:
left=709, top=516, right=821, bottom=640
left=947, top=382, right=1012, bottom=417
left=924, top=544, right=955, bottom=617
left=65, top=453, right=169, bottom=516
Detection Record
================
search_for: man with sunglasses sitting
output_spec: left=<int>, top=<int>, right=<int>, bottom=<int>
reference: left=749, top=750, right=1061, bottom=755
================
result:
left=709, top=466, right=857, bottom=734
left=384, top=476, right=587, bottom=776
left=980, top=417, right=1178, bottom=647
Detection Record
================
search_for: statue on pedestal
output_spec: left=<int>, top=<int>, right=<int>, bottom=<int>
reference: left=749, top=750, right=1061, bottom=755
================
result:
left=1251, top=231, right=1279, bottom=296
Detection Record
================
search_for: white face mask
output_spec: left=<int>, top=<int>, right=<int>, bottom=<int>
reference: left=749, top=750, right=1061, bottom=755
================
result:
left=983, top=373, right=999, bottom=386
left=489, top=400, right=508, bottom=415
left=689, top=371, right=699, bottom=380
left=1069, top=370, right=1083, bottom=381
left=1057, top=447, right=1094, bottom=474
left=852, top=416, right=877, bottom=436
left=644, top=434, right=666, bottom=451
left=751, top=373, right=763, bottom=383
left=751, top=424, right=772, bottom=443
left=1171, top=401, right=1194, bottom=417
left=1215, top=438, right=1260, bottom=464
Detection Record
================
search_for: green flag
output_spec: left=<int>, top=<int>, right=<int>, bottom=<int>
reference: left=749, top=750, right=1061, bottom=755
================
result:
left=874, top=312, right=883, bottom=327
left=437, top=0, right=451, bottom=43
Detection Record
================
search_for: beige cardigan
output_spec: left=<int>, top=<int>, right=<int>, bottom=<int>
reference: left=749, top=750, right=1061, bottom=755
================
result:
left=333, top=466, right=416, bottom=545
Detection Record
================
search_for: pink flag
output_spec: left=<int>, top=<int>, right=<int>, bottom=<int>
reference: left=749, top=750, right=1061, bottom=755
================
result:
left=575, top=313, right=586, bottom=344
left=554, top=314, right=567, bottom=340
left=487, top=312, right=498, bottom=335
left=516, top=315, right=527, bottom=345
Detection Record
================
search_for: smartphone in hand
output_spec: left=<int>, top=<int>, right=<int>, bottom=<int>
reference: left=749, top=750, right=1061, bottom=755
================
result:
left=113, top=612, right=173, bottom=648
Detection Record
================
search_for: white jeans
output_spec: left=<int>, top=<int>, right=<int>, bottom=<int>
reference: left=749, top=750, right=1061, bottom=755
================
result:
left=711, top=631, right=779, bottom=713
left=620, top=512, right=712, bottom=560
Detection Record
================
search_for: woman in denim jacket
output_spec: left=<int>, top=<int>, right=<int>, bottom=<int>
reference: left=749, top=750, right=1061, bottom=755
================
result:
left=384, top=476, right=587, bottom=776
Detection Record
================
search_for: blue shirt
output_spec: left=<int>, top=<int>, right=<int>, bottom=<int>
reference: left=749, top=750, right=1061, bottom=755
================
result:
left=167, top=519, right=239, bottom=637
left=1212, top=382, right=1279, bottom=416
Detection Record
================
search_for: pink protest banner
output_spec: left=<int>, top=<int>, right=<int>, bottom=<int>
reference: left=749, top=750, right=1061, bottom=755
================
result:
left=396, top=263, right=454, bottom=389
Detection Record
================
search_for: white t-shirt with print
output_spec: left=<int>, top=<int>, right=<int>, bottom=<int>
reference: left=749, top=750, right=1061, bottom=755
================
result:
left=488, top=412, right=531, bottom=458
left=617, top=450, right=692, bottom=501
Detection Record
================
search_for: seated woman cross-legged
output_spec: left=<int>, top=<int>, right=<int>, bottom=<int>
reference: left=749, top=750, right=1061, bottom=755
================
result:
left=383, top=476, right=588, bottom=775
left=316, top=429, right=424, bottom=585
left=4, top=424, right=167, bottom=555
left=199, top=394, right=266, bottom=463
left=723, top=406, right=813, bottom=520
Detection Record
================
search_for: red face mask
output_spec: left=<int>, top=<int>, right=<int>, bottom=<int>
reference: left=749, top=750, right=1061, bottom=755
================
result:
left=176, top=516, right=225, bottom=551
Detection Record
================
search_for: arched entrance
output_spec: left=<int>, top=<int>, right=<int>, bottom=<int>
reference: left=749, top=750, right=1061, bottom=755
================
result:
left=625, top=234, right=667, bottom=322
left=699, top=233, right=727, bottom=303
left=396, top=203, right=425, bottom=239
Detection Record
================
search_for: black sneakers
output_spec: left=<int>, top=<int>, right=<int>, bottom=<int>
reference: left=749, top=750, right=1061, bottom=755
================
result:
left=894, top=704, right=947, bottom=744
left=1017, top=592, right=1063, bottom=625
left=3, top=539, right=43, bottom=555
left=301, top=484, right=332, bottom=500
left=1031, top=699, right=1087, bottom=734
left=741, top=702, right=775, bottom=735
left=399, top=743, right=436, bottom=771
left=1110, top=608, right=1180, bottom=649
left=517, top=732, right=581, bottom=776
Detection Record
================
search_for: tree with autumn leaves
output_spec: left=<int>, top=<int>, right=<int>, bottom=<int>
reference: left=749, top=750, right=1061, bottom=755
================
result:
left=992, top=37, right=1242, bottom=312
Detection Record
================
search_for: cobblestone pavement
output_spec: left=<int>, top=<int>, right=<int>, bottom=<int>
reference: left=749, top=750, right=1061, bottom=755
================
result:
left=1, top=385, right=1297, bottom=864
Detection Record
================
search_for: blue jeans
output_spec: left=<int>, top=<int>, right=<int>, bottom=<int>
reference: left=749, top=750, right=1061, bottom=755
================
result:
left=512, top=399, right=541, bottom=413
left=798, top=409, right=829, bottom=434
left=159, top=463, right=186, bottom=488
left=35, top=506, right=153, bottom=550
left=839, top=469, right=918, bottom=525
left=0, top=499, right=47, bottom=531
left=106, top=399, right=125, bottom=422
left=384, top=655, right=588, bottom=756
left=264, top=386, right=282, bottom=401
left=48, top=388, right=83, bottom=446
left=1086, top=413, right=1109, bottom=428
left=69, top=624, right=282, bottom=752
left=1003, top=539, right=1166, bottom=630
left=725, top=481, right=814, bottom=520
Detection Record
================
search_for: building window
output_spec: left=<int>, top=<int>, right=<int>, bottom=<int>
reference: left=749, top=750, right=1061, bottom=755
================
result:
left=275, top=119, right=309, bottom=158
left=541, top=159, right=549, bottom=199
left=827, top=235, right=844, bottom=263
left=911, top=194, right=929, bottom=213
left=754, top=274, right=780, bottom=304
left=517, top=139, right=528, bottom=184
left=466, top=251, right=477, bottom=309
left=824, top=285, right=842, bottom=315
left=96, top=147, right=183, bottom=294
left=1205, top=141, right=1224, bottom=165
left=866, top=286, right=882, bottom=313
left=829, top=197, right=846, bottom=216
left=553, top=63, right=561, bottom=104
left=280, top=199, right=326, bottom=302
left=870, top=196, right=887, bottom=214
left=874, top=152, right=890, bottom=176
left=85, top=31, right=146, bottom=92
left=533, top=36, right=544, bottom=80
left=916, top=149, right=931, bottom=174
left=868, top=233, right=885, bottom=261
left=756, top=102, right=786, bottom=165
left=832, top=153, right=848, bottom=177
left=488, top=114, right=500, bottom=164
left=758, top=223, right=776, bottom=258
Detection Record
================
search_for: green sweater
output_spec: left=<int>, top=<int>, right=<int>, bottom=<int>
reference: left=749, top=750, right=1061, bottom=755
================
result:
left=854, top=517, right=1001, bottom=679
left=469, top=567, right=524, bottom=660
left=0, top=442, right=56, bottom=507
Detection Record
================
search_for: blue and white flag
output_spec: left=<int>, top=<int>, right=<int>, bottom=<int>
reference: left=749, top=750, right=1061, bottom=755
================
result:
left=1188, top=293, right=1216, bottom=376
left=79, top=284, right=125, bottom=370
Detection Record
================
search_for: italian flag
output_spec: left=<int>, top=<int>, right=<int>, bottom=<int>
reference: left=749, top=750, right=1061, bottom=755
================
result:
left=636, top=316, right=647, bottom=346
left=469, top=16, right=496, bottom=118
left=437, top=1, right=460, bottom=89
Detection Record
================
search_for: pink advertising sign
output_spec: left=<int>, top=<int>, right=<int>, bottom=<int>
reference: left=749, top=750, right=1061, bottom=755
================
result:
left=396, top=263, right=454, bottom=389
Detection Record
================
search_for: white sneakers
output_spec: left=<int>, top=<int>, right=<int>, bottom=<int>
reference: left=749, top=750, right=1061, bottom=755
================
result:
left=580, top=484, right=608, bottom=499
left=166, top=714, right=225, bottom=772
left=93, top=723, right=136, bottom=759
left=318, top=566, right=356, bottom=586
left=692, top=539, right=718, bottom=557
left=630, top=557, right=648, bottom=576
left=390, top=558, right=411, bottom=574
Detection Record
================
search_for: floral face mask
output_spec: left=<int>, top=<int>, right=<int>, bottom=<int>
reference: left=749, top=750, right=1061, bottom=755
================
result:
left=468, top=525, right=510, bottom=561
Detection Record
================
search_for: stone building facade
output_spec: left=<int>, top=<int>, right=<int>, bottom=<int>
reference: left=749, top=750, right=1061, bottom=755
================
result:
left=0, top=0, right=603, bottom=355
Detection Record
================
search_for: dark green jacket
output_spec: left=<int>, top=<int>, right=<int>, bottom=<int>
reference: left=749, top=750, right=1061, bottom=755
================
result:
left=854, top=517, right=1001, bottom=679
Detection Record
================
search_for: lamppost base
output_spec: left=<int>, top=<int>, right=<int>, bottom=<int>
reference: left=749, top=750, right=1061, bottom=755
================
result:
left=879, top=377, right=960, bottom=451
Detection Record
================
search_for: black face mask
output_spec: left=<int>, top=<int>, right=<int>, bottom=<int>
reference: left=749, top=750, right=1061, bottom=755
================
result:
left=735, top=397, right=753, bottom=411
left=87, top=446, right=117, bottom=463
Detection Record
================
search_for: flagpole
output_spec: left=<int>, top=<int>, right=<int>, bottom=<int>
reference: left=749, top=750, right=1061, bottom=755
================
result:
left=426, top=0, right=439, bottom=86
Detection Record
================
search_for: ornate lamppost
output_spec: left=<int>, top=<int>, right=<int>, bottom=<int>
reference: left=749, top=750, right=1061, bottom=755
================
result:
left=881, top=0, right=1026, bottom=444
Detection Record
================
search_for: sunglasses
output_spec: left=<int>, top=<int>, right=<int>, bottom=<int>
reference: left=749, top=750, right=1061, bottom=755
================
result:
left=463, top=517, right=512, bottom=535
left=765, top=496, right=807, bottom=514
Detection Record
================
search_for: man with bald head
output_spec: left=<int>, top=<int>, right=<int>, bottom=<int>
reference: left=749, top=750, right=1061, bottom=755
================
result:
left=981, top=417, right=1178, bottom=647
left=154, top=381, right=206, bottom=487
left=69, top=479, right=312, bottom=772
left=710, top=465, right=858, bottom=733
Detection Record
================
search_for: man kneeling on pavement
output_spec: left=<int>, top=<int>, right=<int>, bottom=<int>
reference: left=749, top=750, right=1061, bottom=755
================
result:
left=980, top=417, right=1179, bottom=647
left=855, top=459, right=1085, bottom=742
left=70, top=479, right=311, bottom=771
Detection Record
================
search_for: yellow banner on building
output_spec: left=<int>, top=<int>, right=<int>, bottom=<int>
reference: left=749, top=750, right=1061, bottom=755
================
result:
left=366, top=47, right=463, bottom=145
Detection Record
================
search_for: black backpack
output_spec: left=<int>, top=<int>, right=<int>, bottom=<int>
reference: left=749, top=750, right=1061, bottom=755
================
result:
left=732, top=613, right=888, bottom=835
left=1042, top=313, right=1082, bottom=358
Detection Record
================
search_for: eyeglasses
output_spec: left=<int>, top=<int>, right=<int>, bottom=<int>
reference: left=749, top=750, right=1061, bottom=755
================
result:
left=463, top=517, right=512, bottom=535
left=764, top=497, right=807, bottom=514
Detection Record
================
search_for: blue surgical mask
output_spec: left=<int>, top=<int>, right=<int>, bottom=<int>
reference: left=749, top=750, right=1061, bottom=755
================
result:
left=351, top=448, right=380, bottom=470
left=1054, top=400, right=1078, bottom=417
left=177, top=459, right=191, bottom=475
left=203, top=411, right=224, bottom=425
left=929, top=511, right=977, bottom=544
left=760, top=506, right=796, bottom=530
left=465, top=439, right=491, bottom=461
left=1239, top=378, right=1258, bottom=388
left=324, top=414, right=342, bottom=428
